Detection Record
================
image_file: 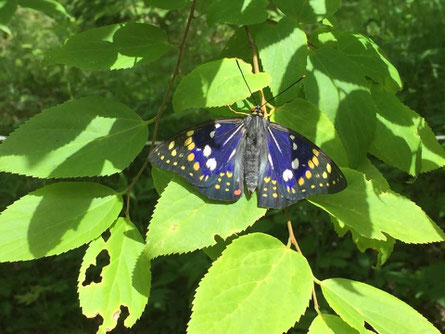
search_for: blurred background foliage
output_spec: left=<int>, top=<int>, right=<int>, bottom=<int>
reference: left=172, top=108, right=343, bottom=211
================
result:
left=0, top=0, right=444, bottom=333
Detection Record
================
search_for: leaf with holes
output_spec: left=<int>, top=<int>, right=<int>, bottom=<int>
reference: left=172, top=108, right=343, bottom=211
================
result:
left=188, top=233, right=313, bottom=334
left=321, top=278, right=441, bottom=334
left=0, top=97, right=148, bottom=178
left=173, top=58, right=271, bottom=113
left=0, top=182, right=123, bottom=262
left=79, top=218, right=150, bottom=334
left=271, top=98, right=348, bottom=167
left=44, top=23, right=170, bottom=71
left=207, top=0, right=268, bottom=25
left=309, top=169, right=445, bottom=243
left=146, top=178, right=266, bottom=258
left=255, top=18, right=308, bottom=105
left=305, top=47, right=377, bottom=167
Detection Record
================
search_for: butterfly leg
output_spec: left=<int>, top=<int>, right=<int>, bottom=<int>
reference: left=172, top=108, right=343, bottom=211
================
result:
left=264, top=103, right=276, bottom=119
left=226, top=104, right=249, bottom=116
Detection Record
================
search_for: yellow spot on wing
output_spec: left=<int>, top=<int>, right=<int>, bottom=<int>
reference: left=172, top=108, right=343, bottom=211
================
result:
left=262, top=194, right=268, bottom=197
left=187, top=153, right=194, bottom=161
left=311, top=185, right=315, bottom=189
left=298, top=177, right=304, bottom=186
left=272, top=193, right=278, bottom=198
left=161, top=155, right=165, bottom=160
left=272, top=180, right=277, bottom=185
left=264, top=176, right=271, bottom=183
left=199, top=175, right=204, bottom=181
left=184, top=137, right=192, bottom=146
left=312, top=156, right=319, bottom=166
left=186, top=130, right=194, bottom=136
left=322, top=171, right=328, bottom=179
left=263, top=187, right=268, bottom=191
left=305, top=170, right=312, bottom=179
left=302, top=189, right=306, bottom=192
left=226, top=182, right=230, bottom=186
left=166, top=159, right=170, bottom=163
left=193, top=162, right=200, bottom=170
left=327, top=163, right=332, bottom=173
left=227, top=171, right=233, bottom=178
left=225, top=188, right=229, bottom=192
left=189, top=172, right=193, bottom=177
left=319, top=183, right=323, bottom=187
left=187, top=142, right=195, bottom=150
left=181, top=166, right=185, bottom=170
left=308, top=160, right=315, bottom=169
left=173, top=161, right=178, bottom=166
left=291, top=188, right=296, bottom=194
left=168, top=141, right=175, bottom=150
left=171, top=149, right=177, bottom=156
left=215, top=184, right=220, bottom=189
left=313, top=148, right=319, bottom=156
left=220, top=172, right=225, bottom=176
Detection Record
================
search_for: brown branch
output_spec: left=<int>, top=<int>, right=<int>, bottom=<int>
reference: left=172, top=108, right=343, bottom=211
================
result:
left=124, top=0, right=198, bottom=218
left=244, top=26, right=266, bottom=106
left=284, top=208, right=321, bottom=314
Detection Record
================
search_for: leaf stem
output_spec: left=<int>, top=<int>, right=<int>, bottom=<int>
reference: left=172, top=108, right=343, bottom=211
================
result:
left=285, top=208, right=321, bottom=315
left=244, top=26, right=266, bottom=106
left=124, top=0, right=198, bottom=218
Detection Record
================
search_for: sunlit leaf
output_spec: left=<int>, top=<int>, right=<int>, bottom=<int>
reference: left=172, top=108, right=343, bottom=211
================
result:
left=0, top=182, right=123, bottom=262
left=188, top=233, right=313, bottom=334
left=309, top=169, right=445, bottom=243
left=147, top=178, right=266, bottom=257
left=44, top=23, right=170, bottom=71
left=308, top=314, right=360, bottom=334
left=0, top=97, right=148, bottom=178
left=256, top=18, right=308, bottom=105
left=321, top=278, right=441, bottom=334
left=79, top=218, right=150, bottom=334
left=305, top=47, right=377, bottom=167
left=173, top=58, right=271, bottom=113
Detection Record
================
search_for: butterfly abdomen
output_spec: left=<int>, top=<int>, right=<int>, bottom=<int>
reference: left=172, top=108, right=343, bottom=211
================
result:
left=243, top=115, right=268, bottom=193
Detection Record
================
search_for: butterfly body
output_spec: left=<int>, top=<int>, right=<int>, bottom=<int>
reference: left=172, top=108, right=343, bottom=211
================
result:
left=149, top=106, right=346, bottom=209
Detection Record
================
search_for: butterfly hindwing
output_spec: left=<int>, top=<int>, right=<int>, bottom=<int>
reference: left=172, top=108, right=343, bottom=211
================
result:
left=149, top=118, right=246, bottom=202
left=257, top=121, right=346, bottom=209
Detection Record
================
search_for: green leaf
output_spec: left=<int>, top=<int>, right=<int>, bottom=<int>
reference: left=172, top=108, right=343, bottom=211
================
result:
left=308, top=314, right=360, bottom=334
left=275, top=0, right=341, bottom=24
left=188, top=233, right=313, bottom=334
left=309, top=169, right=445, bottom=243
left=0, top=0, right=17, bottom=27
left=255, top=18, right=308, bottom=105
left=151, top=166, right=174, bottom=195
left=143, top=0, right=190, bottom=10
left=331, top=218, right=395, bottom=267
left=0, top=97, right=148, bottom=178
left=207, top=0, right=268, bottom=26
left=370, top=88, right=445, bottom=175
left=17, top=0, right=71, bottom=19
left=173, top=58, right=271, bottom=113
left=0, top=182, right=123, bottom=262
left=271, top=98, right=348, bottom=166
left=147, top=178, right=266, bottom=258
left=305, top=47, right=377, bottom=167
left=336, top=32, right=402, bottom=92
left=44, top=23, right=170, bottom=71
left=354, top=157, right=389, bottom=191
left=79, top=218, right=150, bottom=334
left=321, top=278, right=441, bottom=334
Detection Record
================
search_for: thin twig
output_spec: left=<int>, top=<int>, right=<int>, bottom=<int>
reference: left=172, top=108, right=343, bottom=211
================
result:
left=124, top=0, right=198, bottom=218
left=284, top=209, right=321, bottom=314
left=244, top=26, right=266, bottom=106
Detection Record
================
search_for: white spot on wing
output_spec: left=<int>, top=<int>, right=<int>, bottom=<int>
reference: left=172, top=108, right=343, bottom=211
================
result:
left=215, top=123, right=221, bottom=128
left=206, top=158, right=217, bottom=171
left=210, top=131, right=215, bottom=138
left=292, top=158, right=299, bottom=169
left=290, top=135, right=295, bottom=140
left=283, top=169, right=293, bottom=182
left=222, top=124, right=243, bottom=145
left=228, top=149, right=236, bottom=161
left=293, top=142, right=297, bottom=150
left=268, top=154, right=274, bottom=169
left=203, top=145, right=212, bottom=157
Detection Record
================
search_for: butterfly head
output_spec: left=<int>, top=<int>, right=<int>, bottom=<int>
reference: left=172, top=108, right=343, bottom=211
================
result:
left=250, top=105, right=265, bottom=117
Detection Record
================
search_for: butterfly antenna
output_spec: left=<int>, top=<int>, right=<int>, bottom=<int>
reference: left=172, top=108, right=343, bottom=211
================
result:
left=261, top=75, right=306, bottom=107
left=236, top=59, right=259, bottom=106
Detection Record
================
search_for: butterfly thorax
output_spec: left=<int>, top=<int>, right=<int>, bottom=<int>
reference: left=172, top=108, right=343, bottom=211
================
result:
left=243, top=112, right=268, bottom=193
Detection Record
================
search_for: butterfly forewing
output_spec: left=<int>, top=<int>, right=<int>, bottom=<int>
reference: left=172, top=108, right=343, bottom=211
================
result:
left=149, top=118, right=246, bottom=201
left=257, top=122, right=346, bottom=209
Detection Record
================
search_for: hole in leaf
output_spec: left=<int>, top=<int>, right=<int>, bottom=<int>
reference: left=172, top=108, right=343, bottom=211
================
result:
left=112, top=305, right=130, bottom=331
left=101, top=229, right=111, bottom=242
left=364, top=321, right=378, bottom=333
left=82, top=250, right=110, bottom=286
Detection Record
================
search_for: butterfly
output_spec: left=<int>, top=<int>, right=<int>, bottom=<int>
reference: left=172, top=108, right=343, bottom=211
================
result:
left=149, top=105, right=347, bottom=209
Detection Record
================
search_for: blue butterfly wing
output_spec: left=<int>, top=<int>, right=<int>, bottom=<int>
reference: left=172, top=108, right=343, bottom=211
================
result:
left=257, top=122, right=346, bottom=209
left=149, top=118, right=246, bottom=202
